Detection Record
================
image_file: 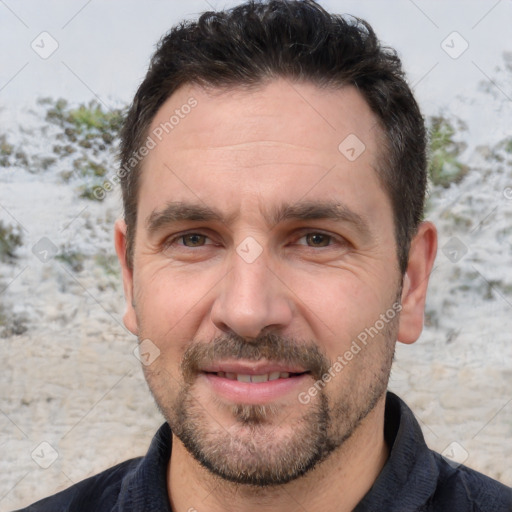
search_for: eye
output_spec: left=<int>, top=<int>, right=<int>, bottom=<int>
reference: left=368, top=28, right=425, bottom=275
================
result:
left=306, top=233, right=331, bottom=247
left=180, top=233, right=208, bottom=247
left=296, top=232, right=334, bottom=248
left=163, top=232, right=212, bottom=250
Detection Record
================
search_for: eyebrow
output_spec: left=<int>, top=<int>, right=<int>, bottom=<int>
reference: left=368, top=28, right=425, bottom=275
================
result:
left=145, top=200, right=373, bottom=240
left=146, top=202, right=235, bottom=236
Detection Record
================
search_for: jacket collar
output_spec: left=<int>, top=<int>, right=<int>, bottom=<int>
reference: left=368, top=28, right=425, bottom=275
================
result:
left=354, top=392, right=439, bottom=511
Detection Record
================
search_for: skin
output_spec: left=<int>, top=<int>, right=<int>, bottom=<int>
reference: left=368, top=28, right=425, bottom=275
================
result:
left=115, top=79, right=437, bottom=512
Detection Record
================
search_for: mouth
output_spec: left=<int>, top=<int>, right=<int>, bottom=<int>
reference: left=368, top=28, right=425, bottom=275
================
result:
left=197, top=362, right=312, bottom=404
left=206, top=370, right=307, bottom=383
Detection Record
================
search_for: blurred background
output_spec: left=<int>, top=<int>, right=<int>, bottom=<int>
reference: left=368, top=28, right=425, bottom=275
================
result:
left=1, top=0, right=511, bottom=509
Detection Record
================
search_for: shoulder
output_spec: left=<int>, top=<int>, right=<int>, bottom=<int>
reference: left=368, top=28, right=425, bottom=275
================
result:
left=13, top=457, right=143, bottom=512
left=430, top=452, right=512, bottom=512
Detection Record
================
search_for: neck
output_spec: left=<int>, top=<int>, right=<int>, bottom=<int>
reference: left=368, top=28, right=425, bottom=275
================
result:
left=168, top=394, right=388, bottom=512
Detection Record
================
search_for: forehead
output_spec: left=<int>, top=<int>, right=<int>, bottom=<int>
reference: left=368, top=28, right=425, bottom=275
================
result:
left=137, top=79, right=391, bottom=229
left=147, top=79, right=382, bottom=158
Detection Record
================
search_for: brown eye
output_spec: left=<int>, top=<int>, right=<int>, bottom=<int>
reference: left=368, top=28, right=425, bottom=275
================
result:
left=305, top=233, right=332, bottom=247
left=181, top=234, right=207, bottom=247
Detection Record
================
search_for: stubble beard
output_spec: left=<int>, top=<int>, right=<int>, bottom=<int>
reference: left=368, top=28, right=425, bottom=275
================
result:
left=143, top=308, right=398, bottom=487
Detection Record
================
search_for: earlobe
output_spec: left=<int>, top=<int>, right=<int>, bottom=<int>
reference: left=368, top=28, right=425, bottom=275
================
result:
left=397, top=221, right=438, bottom=345
left=114, top=219, right=139, bottom=336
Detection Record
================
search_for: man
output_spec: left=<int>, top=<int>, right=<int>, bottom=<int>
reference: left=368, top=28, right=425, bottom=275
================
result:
left=17, top=0, right=512, bottom=510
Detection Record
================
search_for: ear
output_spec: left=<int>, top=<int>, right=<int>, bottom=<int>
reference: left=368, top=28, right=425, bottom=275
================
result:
left=114, top=219, right=139, bottom=336
left=397, top=221, right=437, bottom=345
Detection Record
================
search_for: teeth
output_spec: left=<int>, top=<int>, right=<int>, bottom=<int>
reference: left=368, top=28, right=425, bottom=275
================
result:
left=217, top=371, right=294, bottom=382
left=251, top=374, right=268, bottom=383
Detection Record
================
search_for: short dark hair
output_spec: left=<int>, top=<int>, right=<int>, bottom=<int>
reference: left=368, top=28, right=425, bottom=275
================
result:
left=120, top=0, right=427, bottom=274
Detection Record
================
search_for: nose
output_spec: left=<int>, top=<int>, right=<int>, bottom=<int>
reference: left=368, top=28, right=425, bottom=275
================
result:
left=210, top=248, right=293, bottom=339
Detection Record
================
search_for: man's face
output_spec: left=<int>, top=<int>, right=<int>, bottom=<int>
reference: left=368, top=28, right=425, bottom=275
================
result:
left=117, top=79, right=405, bottom=485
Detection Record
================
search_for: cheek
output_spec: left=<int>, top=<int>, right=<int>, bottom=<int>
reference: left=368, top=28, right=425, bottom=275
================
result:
left=289, top=269, right=391, bottom=356
left=133, top=264, right=217, bottom=344
left=290, top=269, right=383, bottom=312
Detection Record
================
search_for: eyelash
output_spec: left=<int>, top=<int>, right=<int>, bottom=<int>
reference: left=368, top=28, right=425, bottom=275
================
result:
left=163, top=230, right=343, bottom=250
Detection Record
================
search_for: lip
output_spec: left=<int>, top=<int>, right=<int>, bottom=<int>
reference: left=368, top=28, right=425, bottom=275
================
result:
left=199, top=370, right=311, bottom=405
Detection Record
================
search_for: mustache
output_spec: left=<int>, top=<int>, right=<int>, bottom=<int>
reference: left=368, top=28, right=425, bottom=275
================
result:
left=181, top=332, right=331, bottom=383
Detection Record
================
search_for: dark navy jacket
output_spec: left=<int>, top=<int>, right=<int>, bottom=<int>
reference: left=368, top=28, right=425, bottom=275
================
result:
left=15, top=392, right=512, bottom=511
